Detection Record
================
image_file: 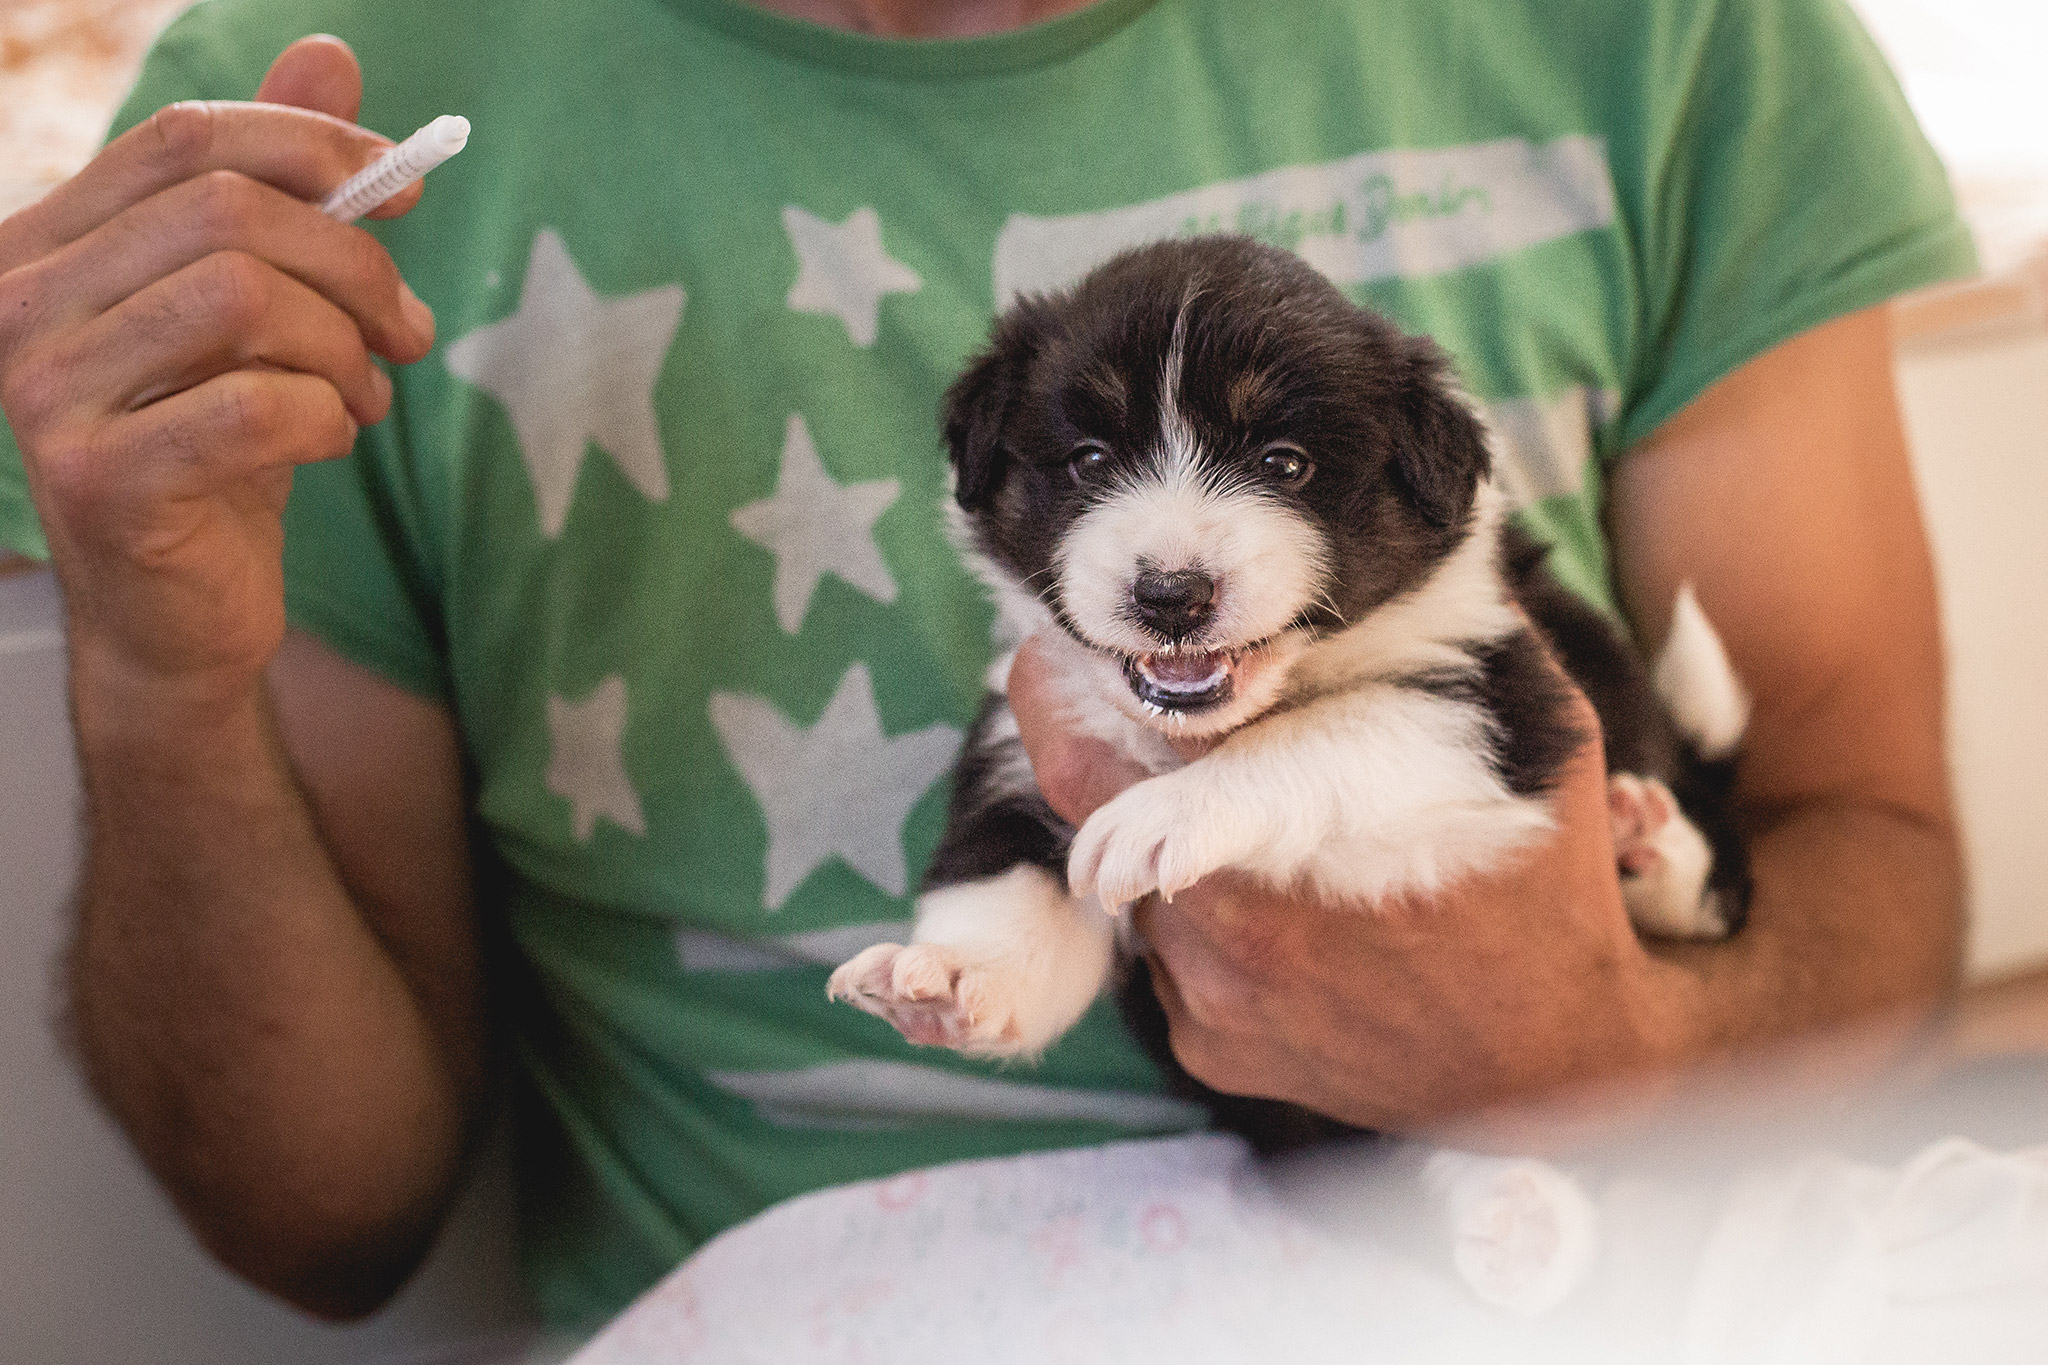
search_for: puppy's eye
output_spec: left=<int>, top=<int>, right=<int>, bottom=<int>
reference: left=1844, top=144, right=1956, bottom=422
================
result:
left=1067, top=443, right=1111, bottom=487
left=1259, top=442, right=1314, bottom=489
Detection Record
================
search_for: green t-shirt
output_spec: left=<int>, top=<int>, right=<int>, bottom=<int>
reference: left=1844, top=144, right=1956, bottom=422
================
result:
left=0, top=0, right=1974, bottom=1328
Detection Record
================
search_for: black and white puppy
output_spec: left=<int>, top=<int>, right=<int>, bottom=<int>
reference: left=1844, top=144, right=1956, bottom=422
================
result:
left=829, top=237, right=1749, bottom=1138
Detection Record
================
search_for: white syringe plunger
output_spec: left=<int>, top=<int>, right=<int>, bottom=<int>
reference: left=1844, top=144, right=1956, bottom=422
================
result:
left=321, top=114, right=471, bottom=223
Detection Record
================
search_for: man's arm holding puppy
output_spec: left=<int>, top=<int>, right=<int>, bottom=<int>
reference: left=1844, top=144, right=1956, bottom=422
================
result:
left=1010, top=304, right=1963, bottom=1129
left=0, top=40, right=486, bottom=1315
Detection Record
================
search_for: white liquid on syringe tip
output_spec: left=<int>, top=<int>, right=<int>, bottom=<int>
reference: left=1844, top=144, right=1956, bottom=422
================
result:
left=321, top=114, right=471, bottom=222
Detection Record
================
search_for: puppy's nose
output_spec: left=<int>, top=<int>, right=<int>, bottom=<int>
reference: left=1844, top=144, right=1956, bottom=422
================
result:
left=1130, top=568, right=1216, bottom=641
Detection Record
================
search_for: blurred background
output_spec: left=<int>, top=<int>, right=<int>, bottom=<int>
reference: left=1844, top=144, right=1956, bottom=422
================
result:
left=1, top=0, right=2044, bottom=1361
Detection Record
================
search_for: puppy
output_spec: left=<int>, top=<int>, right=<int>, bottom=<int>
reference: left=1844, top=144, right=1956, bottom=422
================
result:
left=828, top=237, right=1748, bottom=1144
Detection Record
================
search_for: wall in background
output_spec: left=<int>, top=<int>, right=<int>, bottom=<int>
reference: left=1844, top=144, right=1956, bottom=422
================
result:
left=1895, top=320, right=2048, bottom=977
left=0, top=0, right=187, bottom=221
left=1851, top=0, right=2048, bottom=273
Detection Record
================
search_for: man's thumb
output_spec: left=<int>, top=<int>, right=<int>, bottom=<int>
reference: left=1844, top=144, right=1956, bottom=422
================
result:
left=253, top=34, right=363, bottom=121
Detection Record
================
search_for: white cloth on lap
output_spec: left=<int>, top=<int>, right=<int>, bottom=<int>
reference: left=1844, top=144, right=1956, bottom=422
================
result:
left=571, top=1134, right=1509, bottom=1363
left=1683, top=1138, right=2048, bottom=1364
left=569, top=1132, right=2048, bottom=1364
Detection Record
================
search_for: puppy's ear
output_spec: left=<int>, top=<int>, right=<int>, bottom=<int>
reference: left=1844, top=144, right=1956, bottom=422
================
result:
left=1389, top=341, right=1492, bottom=528
left=943, top=301, right=1048, bottom=512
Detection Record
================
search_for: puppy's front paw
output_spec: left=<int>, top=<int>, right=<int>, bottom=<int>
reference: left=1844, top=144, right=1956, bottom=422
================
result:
left=1067, top=775, right=1250, bottom=911
left=827, top=943, right=1034, bottom=1059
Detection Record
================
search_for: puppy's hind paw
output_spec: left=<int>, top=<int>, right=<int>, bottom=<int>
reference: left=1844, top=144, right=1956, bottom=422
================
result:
left=1608, top=773, right=1730, bottom=940
left=827, top=943, right=1033, bottom=1059
left=1608, top=773, right=1675, bottom=876
left=1425, top=1152, right=1600, bottom=1316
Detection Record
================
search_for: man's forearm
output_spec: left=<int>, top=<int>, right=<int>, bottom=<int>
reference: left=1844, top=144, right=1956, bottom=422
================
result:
left=65, top=654, right=474, bottom=1317
left=1658, top=795, right=1964, bottom=1058
left=1605, top=305, right=1967, bottom=1069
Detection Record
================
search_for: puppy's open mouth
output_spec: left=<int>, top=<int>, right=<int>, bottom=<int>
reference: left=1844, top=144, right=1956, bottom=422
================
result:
left=1122, top=645, right=1260, bottom=714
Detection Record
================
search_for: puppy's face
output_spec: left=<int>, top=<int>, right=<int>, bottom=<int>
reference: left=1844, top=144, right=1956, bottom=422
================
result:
left=946, top=238, right=1491, bottom=738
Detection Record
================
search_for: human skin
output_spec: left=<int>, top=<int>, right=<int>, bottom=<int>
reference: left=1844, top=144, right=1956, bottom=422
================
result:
left=0, top=0, right=1960, bottom=1323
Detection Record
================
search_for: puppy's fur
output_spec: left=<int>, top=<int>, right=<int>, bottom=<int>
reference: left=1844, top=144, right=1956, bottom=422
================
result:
left=829, top=238, right=1748, bottom=1149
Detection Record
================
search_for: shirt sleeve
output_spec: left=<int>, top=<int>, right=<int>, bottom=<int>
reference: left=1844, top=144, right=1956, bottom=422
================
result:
left=0, top=5, right=451, bottom=699
left=1615, top=0, right=1978, bottom=451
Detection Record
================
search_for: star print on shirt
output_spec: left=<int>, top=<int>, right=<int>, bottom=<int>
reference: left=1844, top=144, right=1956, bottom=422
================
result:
left=730, top=414, right=901, bottom=634
left=445, top=229, right=685, bottom=538
left=709, top=663, right=961, bottom=910
left=782, top=205, right=922, bottom=347
left=546, top=675, right=646, bottom=843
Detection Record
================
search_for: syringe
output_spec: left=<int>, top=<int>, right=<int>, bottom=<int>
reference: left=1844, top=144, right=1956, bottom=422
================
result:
left=321, top=114, right=470, bottom=223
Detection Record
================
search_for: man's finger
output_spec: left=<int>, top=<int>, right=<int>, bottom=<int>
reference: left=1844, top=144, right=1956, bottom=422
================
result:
left=71, top=257, right=388, bottom=426
left=14, top=102, right=394, bottom=260
left=1133, top=893, right=1268, bottom=1033
left=253, top=35, right=363, bottom=121
left=1139, top=945, right=1306, bottom=1101
left=99, top=369, right=359, bottom=493
left=27, top=171, right=432, bottom=361
left=247, top=37, right=419, bottom=221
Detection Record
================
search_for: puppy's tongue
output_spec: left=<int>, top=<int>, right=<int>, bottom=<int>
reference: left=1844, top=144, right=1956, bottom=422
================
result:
left=1138, top=650, right=1228, bottom=692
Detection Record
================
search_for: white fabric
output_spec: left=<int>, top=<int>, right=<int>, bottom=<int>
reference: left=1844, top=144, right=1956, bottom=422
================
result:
left=572, top=1135, right=1503, bottom=1363
left=1682, top=1138, right=2048, bottom=1364
left=569, top=1132, right=2048, bottom=1364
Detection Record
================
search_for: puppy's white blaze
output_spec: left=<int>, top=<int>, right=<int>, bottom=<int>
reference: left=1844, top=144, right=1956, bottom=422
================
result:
left=1055, top=299, right=1330, bottom=659
left=1155, top=299, right=1200, bottom=470
left=1288, top=482, right=1520, bottom=697
left=1055, top=456, right=1330, bottom=658
left=1653, top=582, right=1749, bottom=760
left=911, top=865, right=1115, bottom=1059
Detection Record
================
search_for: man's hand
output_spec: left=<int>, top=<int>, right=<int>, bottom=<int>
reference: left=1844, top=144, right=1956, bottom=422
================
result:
left=1008, top=635, right=1701, bottom=1131
left=0, top=35, right=432, bottom=720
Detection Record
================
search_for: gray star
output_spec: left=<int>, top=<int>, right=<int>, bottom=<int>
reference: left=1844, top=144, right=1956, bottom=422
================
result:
left=445, top=229, right=684, bottom=537
left=545, top=675, right=646, bottom=842
left=730, top=414, right=900, bottom=634
left=709, top=663, right=960, bottom=910
left=782, top=205, right=922, bottom=347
